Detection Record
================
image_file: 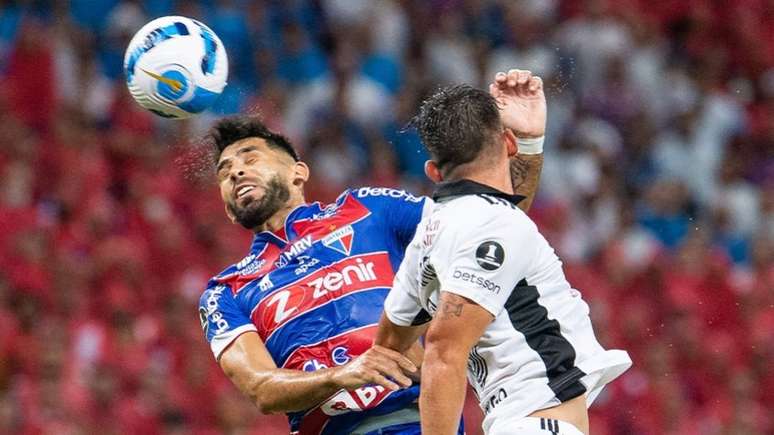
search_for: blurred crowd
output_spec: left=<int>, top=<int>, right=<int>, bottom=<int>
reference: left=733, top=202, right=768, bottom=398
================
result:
left=0, top=0, right=772, bottom=434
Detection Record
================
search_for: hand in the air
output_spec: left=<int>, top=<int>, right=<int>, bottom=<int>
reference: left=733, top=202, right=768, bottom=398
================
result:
left=489, top=69, right=546, bottom=138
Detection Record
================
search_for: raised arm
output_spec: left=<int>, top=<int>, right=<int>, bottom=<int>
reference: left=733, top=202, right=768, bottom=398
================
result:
left=510, top=152, right=543, bottom=212
left=489, top=68, right=546, bottom=212
left=219, top=332, right=417, bottom=414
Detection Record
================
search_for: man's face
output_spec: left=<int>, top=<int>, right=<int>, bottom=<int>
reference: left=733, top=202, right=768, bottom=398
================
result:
left=216, top=138, right=294, bottom=230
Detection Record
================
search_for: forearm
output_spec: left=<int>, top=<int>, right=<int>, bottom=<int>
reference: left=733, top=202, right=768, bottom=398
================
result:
left=510, top=152, right=544, bottom=212
left=375, top=313, right=425, bottom=354
left=228, top=365, right=343, bottom=414
left=419, top=350, right=468, bottom=435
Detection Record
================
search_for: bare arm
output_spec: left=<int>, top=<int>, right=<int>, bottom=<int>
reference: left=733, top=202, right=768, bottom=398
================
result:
left=219, top=331, right=417, bottom=414
left=510, top=151, right=544, bottom=212
left=490, top=68, right=546, bottom=213
left=420, top=292, right=493, bottom=435
left=374, top=313, right=429, bottom=379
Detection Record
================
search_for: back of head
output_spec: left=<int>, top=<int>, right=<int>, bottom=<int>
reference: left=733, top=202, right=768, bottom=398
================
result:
left=414, top=84, right=502, bottom=177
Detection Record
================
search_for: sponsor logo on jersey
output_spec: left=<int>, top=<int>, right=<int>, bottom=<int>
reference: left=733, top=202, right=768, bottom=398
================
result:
left=202, top=285, right=230, bottom=336
left=198, top=307, right=209, bottom=335
left=322, top=225, right=354, bottom=255
left=319, top=385, right=390, bottom=416
left=294, top=255, right=321, bottom=275
left=475, top=241, right=505, bottom=271
left=331, top=346, right=351, bottom=365
left=311, top=203, right=340, bottom=221
left=452, top=269, right=502, bottom=294
left=423, top=219, right=440, bottom=247
left=355, top=187, right=423, bottom=203
left=484, top=388, right=508, bottom=414
left=254, top=253, right=394, bottom=338
left=282, top=325, right=377, bottom=371
left=275, top=235, right=313, bottom=268
left=258, top=274, right=274, bottom=292
left=236, top=254, right=256, bottom=269
left=302, top=359, right=328, bottom=371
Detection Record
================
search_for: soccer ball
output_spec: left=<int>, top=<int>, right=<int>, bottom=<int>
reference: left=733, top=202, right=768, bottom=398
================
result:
left=124, top=16, right=228, bottom=119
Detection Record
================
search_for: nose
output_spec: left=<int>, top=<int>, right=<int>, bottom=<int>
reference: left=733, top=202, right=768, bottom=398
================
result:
left=230, top=167, right=246, bottom=182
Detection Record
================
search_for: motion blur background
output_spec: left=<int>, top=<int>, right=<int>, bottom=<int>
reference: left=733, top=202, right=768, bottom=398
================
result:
left=0, top=0, right=772, bottom=434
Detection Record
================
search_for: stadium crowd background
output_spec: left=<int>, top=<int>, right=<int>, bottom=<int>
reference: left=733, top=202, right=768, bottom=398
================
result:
left=0, top=0, right=772, bottom=434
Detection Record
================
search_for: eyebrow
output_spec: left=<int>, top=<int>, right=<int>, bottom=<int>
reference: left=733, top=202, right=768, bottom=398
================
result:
left=216, top=145, right=259, bottom=174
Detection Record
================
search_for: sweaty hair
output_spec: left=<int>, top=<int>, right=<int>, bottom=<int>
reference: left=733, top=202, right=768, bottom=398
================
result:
left=413, top=84, right=502, bottom=174
left=208, top=115, right=300, bottom=164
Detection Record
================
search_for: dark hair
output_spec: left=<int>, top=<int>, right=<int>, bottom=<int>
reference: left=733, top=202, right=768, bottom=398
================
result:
left=208, top=115, right=300, bottom=163
left=413, top=84, right=501, bottom=173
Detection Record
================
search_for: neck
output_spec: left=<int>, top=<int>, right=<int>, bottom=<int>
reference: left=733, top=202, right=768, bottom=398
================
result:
left=449, top=158, right=513, bottom=194
left=253, top=194, right=306, bottom=234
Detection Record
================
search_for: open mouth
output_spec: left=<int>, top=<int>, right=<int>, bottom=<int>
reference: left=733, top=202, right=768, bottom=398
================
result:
left=236, top=184, right=256, bottom=199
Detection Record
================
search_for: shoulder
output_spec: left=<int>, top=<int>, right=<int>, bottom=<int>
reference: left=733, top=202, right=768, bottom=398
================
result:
left=347, top=186, right=426, bottom=205
left=436, top=195, right=533, bottom=234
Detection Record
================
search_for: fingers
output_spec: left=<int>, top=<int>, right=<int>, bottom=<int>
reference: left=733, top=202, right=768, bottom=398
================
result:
left=367, top=372, right=402, bottom=391
left=365, top=347, right=415, bottom=389
left=371, top=345, right=418, bottom=373
left=491, top=68, right=542, bottom=97
left=528, top=75, right=543, bottom=92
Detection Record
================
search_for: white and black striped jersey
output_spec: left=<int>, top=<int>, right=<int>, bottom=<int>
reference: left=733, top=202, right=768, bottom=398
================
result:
left=384, top=180, right=631, bottom=433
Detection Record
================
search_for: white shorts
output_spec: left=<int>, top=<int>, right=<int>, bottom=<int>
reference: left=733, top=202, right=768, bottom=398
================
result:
left=487, top=416, right=584, bottom=435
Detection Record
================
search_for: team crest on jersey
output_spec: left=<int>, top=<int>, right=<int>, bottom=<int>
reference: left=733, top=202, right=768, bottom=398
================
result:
left=322, top=225, right=354, bottom=255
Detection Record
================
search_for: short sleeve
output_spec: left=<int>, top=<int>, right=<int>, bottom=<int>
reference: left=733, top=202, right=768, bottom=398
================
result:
left=350, top=187, right=432, bottom=250
left=383, top=238, right=430, bottom=327
left=431, top=210, right=537, bottom=317
left=199, top=281, right=257, bottom=360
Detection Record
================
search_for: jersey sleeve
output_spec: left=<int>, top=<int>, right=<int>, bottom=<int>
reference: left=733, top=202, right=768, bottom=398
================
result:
left=350, top=187, right=432, bottom=250
left=383, top=238, right=430, bottom=327
left=431, top=210, right=537, bottom=317
left=198, top=281, right=257, bottom=360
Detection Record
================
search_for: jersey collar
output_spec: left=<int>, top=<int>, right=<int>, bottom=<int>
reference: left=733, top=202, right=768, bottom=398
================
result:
left=432, top=179, right=525, bottom=205
left=249, top=201, right=324, bottom=252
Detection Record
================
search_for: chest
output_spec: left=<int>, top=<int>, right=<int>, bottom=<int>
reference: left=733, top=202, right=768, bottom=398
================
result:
left=231, top=221, right=399, bottom=339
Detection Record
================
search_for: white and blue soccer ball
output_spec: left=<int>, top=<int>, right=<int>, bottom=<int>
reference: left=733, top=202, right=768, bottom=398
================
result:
left=124, top=16, right=228, bottom=119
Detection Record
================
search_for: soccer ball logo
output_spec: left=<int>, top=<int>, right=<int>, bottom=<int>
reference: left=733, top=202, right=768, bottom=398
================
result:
left=124, top=16, right=228, bottom=119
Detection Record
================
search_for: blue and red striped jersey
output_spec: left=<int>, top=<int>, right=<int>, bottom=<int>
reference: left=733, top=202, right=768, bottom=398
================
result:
left=199, top=187, right=429, bottom=434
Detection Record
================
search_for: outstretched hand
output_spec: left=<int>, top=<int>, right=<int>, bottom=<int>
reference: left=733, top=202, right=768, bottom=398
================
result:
left=489, top=69, right=546, bottom=138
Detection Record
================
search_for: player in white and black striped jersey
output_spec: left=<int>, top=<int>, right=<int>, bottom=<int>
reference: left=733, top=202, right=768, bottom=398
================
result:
left=375, top=73, right=631, bottom=435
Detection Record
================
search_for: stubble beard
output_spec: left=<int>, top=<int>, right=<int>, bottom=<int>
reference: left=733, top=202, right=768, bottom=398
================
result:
left=228, top=175, right=291, bottom=231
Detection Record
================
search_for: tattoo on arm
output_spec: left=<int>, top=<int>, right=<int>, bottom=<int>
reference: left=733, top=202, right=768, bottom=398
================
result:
left=440, top=301, right=463, bottom=318
left=509, top=153, right=544, bottom=213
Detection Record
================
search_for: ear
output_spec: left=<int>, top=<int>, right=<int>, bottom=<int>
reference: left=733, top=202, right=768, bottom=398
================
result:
left=291, top=161, right=310, bottom=188
left=224, top=203, right=237, bottom=224
left=504, top=129, right=519, bottom=157
left=424, top=160, right=443, bottom=183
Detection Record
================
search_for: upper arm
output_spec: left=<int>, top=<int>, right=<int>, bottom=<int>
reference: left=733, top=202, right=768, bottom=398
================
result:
left=219, top=331, right=277, bottom=385
left=431, top=208, right=536, bottom=317
left=199, top=282, right=258, bottom=360
left=424, top=292, right=493, bottom=360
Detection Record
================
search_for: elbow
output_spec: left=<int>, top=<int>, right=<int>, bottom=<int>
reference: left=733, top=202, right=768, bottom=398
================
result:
left=423, top=334, right=467, bottom=370
left=250, top=388, right=283, bottom=415
left=253, top=399, right=281, bottom=415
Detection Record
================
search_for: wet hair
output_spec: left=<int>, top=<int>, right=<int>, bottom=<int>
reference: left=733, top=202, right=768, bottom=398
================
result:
left=208, top=115, right=300, bottom=164
left=413, top=84, right=502, bottom=174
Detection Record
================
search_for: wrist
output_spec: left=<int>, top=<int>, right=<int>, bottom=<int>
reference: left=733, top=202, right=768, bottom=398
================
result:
left=324, top=366, right=344, bottom=389
left=517, top=135, right=544, bottom=155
